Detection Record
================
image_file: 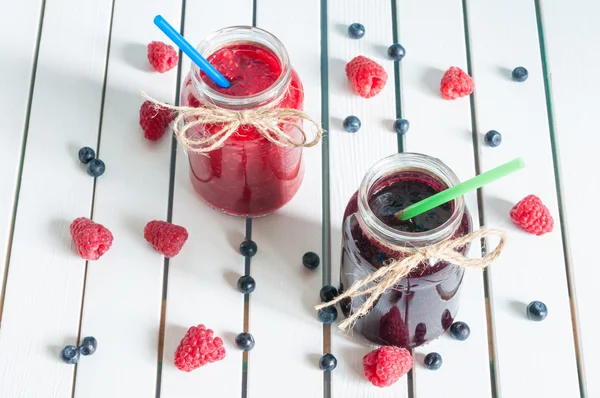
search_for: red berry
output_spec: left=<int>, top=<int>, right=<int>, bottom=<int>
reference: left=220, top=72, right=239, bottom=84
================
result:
left=70, top=217, right=113, bottom=261
left=147, top=41, right=178, bottom=73
left=440, top=66, right=474, bottom=100
left=144, top=220, right=188, bottom=258
left=379, top=306, right=408, bottom=347
left=139, top=101, right=173, bottom=141
left=174, top=324, right=226, bottom=372
left=363, top=346, right=413, bottom=387
left=345, top=56, right=388, bottom=98
left=510, top=195, right=554, bottom=236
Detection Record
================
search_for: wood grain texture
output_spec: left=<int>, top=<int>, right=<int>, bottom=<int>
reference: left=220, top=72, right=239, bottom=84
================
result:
left=466, top=0, right=580, bottom=396
left=539, top=0, right=598, bottom=395
left=395, top=1, right=492, bottom=396
left=0, top=0, right=113, bottom=396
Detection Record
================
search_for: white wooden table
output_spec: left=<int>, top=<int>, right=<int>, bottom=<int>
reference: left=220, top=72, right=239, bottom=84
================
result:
left=0, top=0, right=596, bottom=397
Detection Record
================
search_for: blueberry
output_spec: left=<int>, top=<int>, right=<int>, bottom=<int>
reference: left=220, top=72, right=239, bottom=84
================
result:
left=302, top=251, right=320, bottom=270
left=387, top=43, right=406, bottom=61
left=235, top=332, right=255, bottom=351
left=512, top=66, right=528, bottom=82
left=319, top=353, right=338, bottom=371
left=449, top=321, right=470, bottom=341
left=239, top=240, right=258, bottom=257
left=393, top=119, right=410, bottom=135
left=348, top=23, right=365, bottom=39
left=424, top=352, right=442, bottom=370
left=78, top=336, right=97, bottom=356
left=484, top=130, right=502, bottom=147
left=78, top=147, right=96, bottom=164
left=318, top=306, right=338, bottom=324
left=86, top=158, right=105, bottom=177
left=61, top=345, right=81, bottom=364
left=527, top=301, right=548, bottom=321
left=319, top=285, right=338, bottom=302
left=237, top=275, right=256, bottom=294
left=343, top=116, right=361, bottom=133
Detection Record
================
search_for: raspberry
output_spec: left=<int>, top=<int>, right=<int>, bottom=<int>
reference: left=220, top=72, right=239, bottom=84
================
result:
left=139, top=100, right=174, bottom=141
left=147, top=41, right=178, bottom=73
left=70, top=217, right=113, bottom=261
left=510, top=195, right=554, bottom=235
left=144, top=220, right=188, bottom=258
left=440, top=66, right=474, bottom=100
left=174, top=324, right=226, bottom=372
left=363, top=346, right=413, bottom=387
left=379, top=307, right=408, bottom=347
left=345, top=56, right=388, bottom=98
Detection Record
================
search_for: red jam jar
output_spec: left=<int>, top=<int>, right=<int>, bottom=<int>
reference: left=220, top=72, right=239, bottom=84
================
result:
left=180, top=26, right=305, bottom=217
left=339, top=153, right=472, bottom=348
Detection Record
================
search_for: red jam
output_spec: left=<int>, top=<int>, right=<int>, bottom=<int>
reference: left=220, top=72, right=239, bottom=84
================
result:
left=181, top=43, right=304, bottom=217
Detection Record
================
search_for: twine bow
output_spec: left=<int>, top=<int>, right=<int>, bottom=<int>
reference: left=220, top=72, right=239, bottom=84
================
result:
left=141, top=92, right=323, bottom=153
left=315, top=228, right=506, bottom=331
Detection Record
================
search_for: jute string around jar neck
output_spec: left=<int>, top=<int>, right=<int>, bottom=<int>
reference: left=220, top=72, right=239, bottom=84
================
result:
left=315, top=226, right=506, bottom=331
left=141, top=92, right=323, bottom=154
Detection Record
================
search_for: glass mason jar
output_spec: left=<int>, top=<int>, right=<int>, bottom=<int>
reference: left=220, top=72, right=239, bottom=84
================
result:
left=339, top=153, right=472, bottom=348
left=180, top=26, right=305, bottom=217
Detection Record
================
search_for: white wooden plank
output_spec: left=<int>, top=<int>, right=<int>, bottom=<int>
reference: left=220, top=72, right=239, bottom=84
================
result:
left=539, top=1, right=599, bottom=395
left=465, top=0, right=580, bottom=396
left=0, top=0, right=43, bottom=304
left=328, top=0, right=407, bottom=396
left=72, top=1, right=182, bottom=397
left=159, top=2, right=253, bottom=397
left=0, top=0, right=113, bottom=396
left=395, top=1, right=492, bottom=397
left=248, top=1, right=323, bottom=397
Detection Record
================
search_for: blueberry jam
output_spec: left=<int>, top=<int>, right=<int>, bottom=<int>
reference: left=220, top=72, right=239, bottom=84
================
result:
left=340, top=170, right=471, bottom=348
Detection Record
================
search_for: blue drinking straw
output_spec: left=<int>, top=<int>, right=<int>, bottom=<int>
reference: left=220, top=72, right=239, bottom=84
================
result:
left=153, top=15, right=231, bottom=88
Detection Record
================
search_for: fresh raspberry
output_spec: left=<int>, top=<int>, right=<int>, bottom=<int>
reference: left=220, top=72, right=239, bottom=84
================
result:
left=147, top=41, right=178, bottom=73
left=363, top=346, right=413, bottom=387
left=379, top=307, right=408, bottom=347
left=440, top=66, right=474, bottom=100
left=144, top=220, right=188, bottom=258
left=510, top=195, right=554, bottom=235
left=70, top=217, right=113, bottom=261
left=345, top=56, right=388, bottom=98
left=174, top=324, right=226, bottom=372
left=139, top=101, right=174, bottom=141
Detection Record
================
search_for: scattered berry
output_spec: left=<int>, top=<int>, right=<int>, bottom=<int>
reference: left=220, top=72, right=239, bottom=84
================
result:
left=139, top=100, right=174, bottom=141
left=380, top=306, right=409, bottom=347
left=79, top=336, right=98, bottom=356
left=320, top=285, right=338, bottom=302
left=527, top=301, right=548, bottom=321
left=510, top=195, right=554, bottom=236
left=86, top=158, right=106, bottom=177
left=363, top=346, right=413, bottom=387
left=347, top=23, right=365, bottom=39
left=345, top=56, right=388, bottom=99
left=484, top=130, right=502, bottom=147
left=147, top=41, right=179, bottom=73
left=318, top=306, right=338, bottom=324
left=319, top=353, right=338, bottom=371
left=449, top=321, right=470, bottom=341
left=512, top=66, right=528, bottom=82
left=387, top=44, right=406, bottom=61
left=423, top=352, right=442, bottom=370
left=174, top=324, right=226, bottom=372
left=61, top=345, right=80, bottom=364
left=239, top=240, right=258, bottom=257
left=144, top=220, right=189, bottom=258
left=235, top=332, right=255, bottom=351
left=343, top=115, right=361, bottom=133
left=78, top=147, right=95, bottom=164
left=302, top=251, right=320, bottom=269
left=393, top=119, right=409, bottom=135
left=440, top=66, right=474, bottom=100
left=70, top=217, right=113, bottom=261
left=237, top=275, right=256, bottom=294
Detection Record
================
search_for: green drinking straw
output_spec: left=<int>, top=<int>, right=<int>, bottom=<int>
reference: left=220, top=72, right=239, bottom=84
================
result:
left=395, top=157, right=525, bottom=221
